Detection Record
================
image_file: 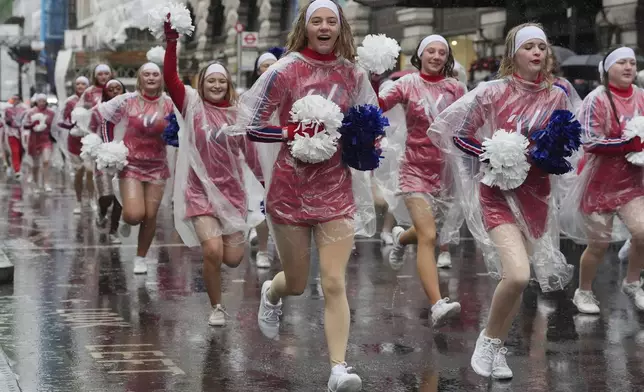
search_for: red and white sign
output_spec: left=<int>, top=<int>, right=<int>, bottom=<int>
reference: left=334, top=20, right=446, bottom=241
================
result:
left=235, top=22, right=244, bottom=33
left=241, top=31, right=259, bottom=48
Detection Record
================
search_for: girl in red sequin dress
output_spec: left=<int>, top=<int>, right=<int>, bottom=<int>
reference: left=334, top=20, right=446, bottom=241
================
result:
left=163, top=24, right=262, bottom=327
left=98, top=63, right=174, bottom=274
left=22, top=94, right=55, bottom=192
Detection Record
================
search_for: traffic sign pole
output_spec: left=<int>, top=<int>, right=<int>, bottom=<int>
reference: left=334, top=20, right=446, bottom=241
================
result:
left=236, top=29, right=242, bottom=87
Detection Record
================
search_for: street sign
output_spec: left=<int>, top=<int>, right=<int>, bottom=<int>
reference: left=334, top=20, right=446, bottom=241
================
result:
left=241, top=31, right=258, bottom=49
left=235, top=22, right=244, bottom=33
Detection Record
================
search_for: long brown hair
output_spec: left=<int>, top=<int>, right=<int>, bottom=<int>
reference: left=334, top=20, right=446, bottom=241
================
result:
left=197, top=62, right=238, bottom=105
left=135, top=64, right=165, bottom=97
left=410, top=38, right=455, bottom=78
left=498, top=22, right=553, bottom=83
left=285, top=0, right=356, bottom=62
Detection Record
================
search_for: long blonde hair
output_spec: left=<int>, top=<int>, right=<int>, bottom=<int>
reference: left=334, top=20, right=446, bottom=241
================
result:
left=197, top=62, right=238, bottom=105
left=135, top=64, right=165, bottom=96
left=285, top=0, right=356, bottom=62
left=498, top=22, right=553, bottom=83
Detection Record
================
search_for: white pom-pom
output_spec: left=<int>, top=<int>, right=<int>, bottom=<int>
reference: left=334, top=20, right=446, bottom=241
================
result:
left=623, top=116, right=644, bottom=166
left=357, top=34, right=401, bottom=75
left=289, top=95, right=344, bottom=133
left=80, top=133, right=103, bottom=160
left=146, top=2, right=195, bottom=40
left=31, top=113, right=48, bottom=132
left=289, top=132, right=338, bottom=164
left=95, top=141, right=129, bottom=172
left=146, top=46, right=166, bottom=65
left=479, top=130, right=530, bottom=190
left=71, top=107, right=92, bottom=134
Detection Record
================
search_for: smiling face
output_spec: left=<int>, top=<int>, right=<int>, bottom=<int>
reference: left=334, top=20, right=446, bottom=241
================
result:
left=514, top=38, right=547, bottom=80
left=608, top=57, right=636, bottom=88
left=106, top=83, right=124, bottom=99
left=306, top=7, right=340, bottom=55
left=421, top=42, right=448, bottom=75
left=95, top=70, right=111, bottom=86
left=36, top=99, right=47, bottom=110
left=140, top=69, right=162, bottom=95
left=203, top=72, right=228, bottom=103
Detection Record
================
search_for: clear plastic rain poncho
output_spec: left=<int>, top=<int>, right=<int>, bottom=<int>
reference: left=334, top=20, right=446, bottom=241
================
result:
left=554, top=76, right=583, bottom=113
left=374, top=73, right=467, bottom=245
left=4, top=104, right=26, bottom=139
left=77, top=85, right=104, bottom=110
left=560, top=85, right=644, bottom=243
left=173, top=87, right=264, bottom=247
left=233, top=51, right=378, bottom=239
left=53, top=94, right=81, bottom=160
left=22, top=106, right=55, bottom=158
left=97, top=92, right=175, bottom=184
left=428, top=76, right=575, bottom=292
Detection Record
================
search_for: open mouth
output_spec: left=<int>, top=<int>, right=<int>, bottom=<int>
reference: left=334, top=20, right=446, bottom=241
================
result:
left=318, top=36, right=331, bottom=42
left=531, top=60, right=541, bottom=65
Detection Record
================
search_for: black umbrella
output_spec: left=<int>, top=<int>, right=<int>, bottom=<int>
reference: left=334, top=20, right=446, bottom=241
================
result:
left=550, top=46, right=576, bottom=63
left=561, top=54, right=644, bottom=80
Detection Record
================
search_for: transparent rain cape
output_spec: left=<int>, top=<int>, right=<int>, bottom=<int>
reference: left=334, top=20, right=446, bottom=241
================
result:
left=98, top=91, right=175, bottom=206
left=173, top=87, right=263, bottom=247
left=559, top=85, right=644, bottom=244
left=373, top=74, right=466, bottom=245
left=233, top=51, right=378, bottom=238
left=428, top=76, right=575, bottom=292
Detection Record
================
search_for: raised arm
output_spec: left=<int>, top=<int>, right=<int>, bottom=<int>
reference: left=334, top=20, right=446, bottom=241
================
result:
left=163, top=28, right=186, bottom=113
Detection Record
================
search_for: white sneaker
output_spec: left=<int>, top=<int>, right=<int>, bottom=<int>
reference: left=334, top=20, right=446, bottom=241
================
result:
left=90, top=200, right=98, bottom=212
left=248, top=228, right=258, bottom=244
left=471, top=329, right=501, bottom=377
left=208, top=304, right=229, bottom=327
left=436, top=251, right=452, bottom=268
left=618, top=239, right=631, bottom=262
left=388, top=226, right=406, bottom=271
left=119, top=221, right=131, bottom=237
left=133, top=256, right=147, bottom=274
left=431, top=297, right=461, bottom=327
left=95, top=214, right=108, bottom=229
left=109, top=234, right=122, bottom=244
left=255, top=251, right=271, bottom=268
left=327, top=362, right=362, bottom=392
left=572, top=289, right=600, bottom=314
left=380, top=231, right=393, bottom=246
left=44, top=184, right=52, bottom=192
left=492, top=346, right=513, bottom=380
left=257, top=280, right=282, bottom=339
left=622, top=279, right=644, bottom=311
left=73, top=203, right=82, bottom=215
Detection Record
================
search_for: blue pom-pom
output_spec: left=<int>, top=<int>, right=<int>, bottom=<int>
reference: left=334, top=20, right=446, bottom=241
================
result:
left=163, top=113, right=180, bottom=147
left=529, top=109, right=582, bottom=175
left=267, top=46, right=285, bottom=59
left=338, top=104, right=389, bottom=171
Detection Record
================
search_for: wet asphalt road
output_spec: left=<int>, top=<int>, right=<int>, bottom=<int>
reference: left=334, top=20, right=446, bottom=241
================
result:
left=0, top=175, right=643, bottom=392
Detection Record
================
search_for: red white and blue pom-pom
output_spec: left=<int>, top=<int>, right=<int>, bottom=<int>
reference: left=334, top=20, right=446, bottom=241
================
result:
left=163, top=113, right=180, bottom=147
left=146, top=2, right=195, bottom=40
left=529, top=109, right=582, bottom=174
left=338, top=104, right=389, bottom=171
left=623, top=116, right=644, bottom=166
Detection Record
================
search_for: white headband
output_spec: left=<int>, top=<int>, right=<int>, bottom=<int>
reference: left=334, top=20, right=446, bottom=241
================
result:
left=75, top=76, right=89, bottom=85
left=34, top=93, right=47, bottom=102
left=106, top=79, right=121, bottom=88
left=513, top=26, right=547, bottom=55
left=141, top=62, right=161, bottom=73
left=205, top=63, right=227, bottom=78
left=257, top=53, right=278, bottom=67
left=417, top=35, right=448, bottom=57
left=306, top=0, right=340, bottom=25
left=95, top=64, right=110, bottom=75
left=600, top=47, right=636, bottom=75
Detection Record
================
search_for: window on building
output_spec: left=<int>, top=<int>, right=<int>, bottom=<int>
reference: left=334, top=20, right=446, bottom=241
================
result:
left=246, top=0, right=258, bottom=31
left=68, top=0, right=77, bottom=29
left=208, top=0, right=225, bottom=43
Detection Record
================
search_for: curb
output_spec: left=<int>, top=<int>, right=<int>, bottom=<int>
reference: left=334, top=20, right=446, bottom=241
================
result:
left=0, top=345, right=21, bottom=391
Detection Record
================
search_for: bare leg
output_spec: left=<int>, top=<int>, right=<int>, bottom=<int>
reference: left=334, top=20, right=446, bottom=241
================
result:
left=579, top=215, right=613, bottom=291
left=109, top=198, right=122, bottom=234
left=484, top=224, right=531, bottom=341
left=136, top=182, right=165, bottom=258
left=404, top=196, right=442, bottom=304
left=315, top=219, right=354, bottom=366
left=267, top=223, right=312, bottom=303
left=74, top=167, right=85, bottom=202
left=256, top=221, right=270, bottom=253
left=618, top=197, right=644, bottom=283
